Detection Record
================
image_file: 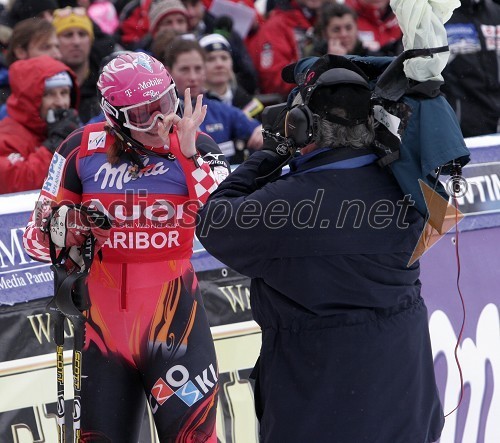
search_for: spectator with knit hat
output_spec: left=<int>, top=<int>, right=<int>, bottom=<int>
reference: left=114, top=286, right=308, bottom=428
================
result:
left=117, top=0, right=189, bottom=53
left=149, top=0, right=190, bottom=37
left=199, top=33, right=263, bottom=120
left=124, top=0, right=191, bottom=53
left=53, top=7, right=94, bottom=82
left=52, top=7, right=106, bottom=123
left=0, top=55, right=80, bottom=194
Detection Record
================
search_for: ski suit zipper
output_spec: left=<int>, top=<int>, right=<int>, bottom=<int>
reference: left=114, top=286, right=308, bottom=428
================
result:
left=120, top=263, right=127, bottom=311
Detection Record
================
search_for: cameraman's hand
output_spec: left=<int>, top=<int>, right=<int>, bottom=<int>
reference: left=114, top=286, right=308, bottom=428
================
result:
left=43, top=108, right=81, bottom=153
left=250, top=105, right=297, bottom=183
left=261, top=105, right=295, bottom=160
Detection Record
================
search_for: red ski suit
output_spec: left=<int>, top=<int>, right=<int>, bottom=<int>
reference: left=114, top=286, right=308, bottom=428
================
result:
left=23, top=122, right=229, bottom=442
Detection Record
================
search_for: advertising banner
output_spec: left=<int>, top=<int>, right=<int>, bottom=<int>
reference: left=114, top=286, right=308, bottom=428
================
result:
left=456, top=162, right=500, bottom=215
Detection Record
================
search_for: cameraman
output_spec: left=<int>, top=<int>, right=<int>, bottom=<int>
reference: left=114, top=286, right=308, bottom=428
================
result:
left=197, top=54, right=444, bottom=442
left=0, top=55, right=80, bottom=194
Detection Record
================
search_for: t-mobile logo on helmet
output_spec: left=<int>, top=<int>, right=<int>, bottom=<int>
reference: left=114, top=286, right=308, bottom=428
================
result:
left=138, top=78, right=163, bottom=91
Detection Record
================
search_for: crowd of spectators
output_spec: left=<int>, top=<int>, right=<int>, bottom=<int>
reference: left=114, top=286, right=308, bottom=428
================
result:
left=0, top=0, right=498, bottom=193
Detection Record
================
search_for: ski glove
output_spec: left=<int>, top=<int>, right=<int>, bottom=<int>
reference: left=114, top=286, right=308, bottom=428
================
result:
left=46, top=205, right=112, bottom=248
left=43, top=109, right=81, bottom=153
left=48, top=205, right=92, bottom=248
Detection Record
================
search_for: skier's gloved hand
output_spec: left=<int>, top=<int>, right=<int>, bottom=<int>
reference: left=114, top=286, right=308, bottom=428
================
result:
left=67, top=245, right=85, bottom=269
left=43, top=108, right=81, bottom=153
left=85, top=206, right=113, bottom=247
left=47, top=205, right=91, bottom=248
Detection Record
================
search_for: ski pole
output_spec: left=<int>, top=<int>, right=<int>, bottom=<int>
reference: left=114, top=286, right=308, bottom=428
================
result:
left=71, top=315, right=85, bottom=442
left=48, top=261, right=71, bottom=442
left=53, top=235, right=94, bottom=442
left=46, top=205, right=110, bottom=442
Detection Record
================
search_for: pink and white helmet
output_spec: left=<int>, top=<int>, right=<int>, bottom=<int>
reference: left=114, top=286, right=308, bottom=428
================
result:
left=98, top=52, right=179, bottom=133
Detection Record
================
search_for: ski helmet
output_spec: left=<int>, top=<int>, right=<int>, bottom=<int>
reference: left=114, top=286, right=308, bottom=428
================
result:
left=97, top=52, right=179, bottom=133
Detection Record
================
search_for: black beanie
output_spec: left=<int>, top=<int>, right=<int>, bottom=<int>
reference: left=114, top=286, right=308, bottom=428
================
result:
left=10, top=0, right=58, bottom=23
left=301, top=55, right=372, bottom=126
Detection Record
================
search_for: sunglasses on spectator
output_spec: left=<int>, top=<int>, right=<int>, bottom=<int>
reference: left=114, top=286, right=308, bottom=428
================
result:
left=53, top=7, right=88, bottom=18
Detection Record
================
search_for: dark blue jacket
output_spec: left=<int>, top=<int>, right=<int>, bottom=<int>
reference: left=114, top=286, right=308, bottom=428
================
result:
left=198, top=96, right=260, bottom=157
left=197, top=148, right=444, bottom=442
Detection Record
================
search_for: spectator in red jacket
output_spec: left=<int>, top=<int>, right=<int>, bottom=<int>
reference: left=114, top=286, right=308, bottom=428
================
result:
left=0, top=55, right=80, bottom=194
left=345, top=0, right=401, bottom=52
left=248, top=0, right=326, bottom=98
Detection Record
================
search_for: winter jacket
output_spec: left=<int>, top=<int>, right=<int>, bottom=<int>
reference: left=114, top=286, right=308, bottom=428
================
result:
left=198, top=95, right=260, bottom=161
left=206, top=85, right=264, bottom=119
left=197, top=148, right=444, bottom=442
left=346, top=0, right=402, bottom=51
left=0, top=56, right=78, bottom=194
left=248, top=2, right=316, bottom=97
left=118, top=0, right=152, bottom=48
left=441, top=0, right=500, bottom=137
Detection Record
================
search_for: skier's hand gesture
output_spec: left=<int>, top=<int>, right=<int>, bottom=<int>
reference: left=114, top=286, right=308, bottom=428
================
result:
left=158, top=88, right=207, bottom=158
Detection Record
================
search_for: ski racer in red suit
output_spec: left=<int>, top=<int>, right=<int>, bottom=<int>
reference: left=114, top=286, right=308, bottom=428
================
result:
left=23, top=52, right=229, bottom=442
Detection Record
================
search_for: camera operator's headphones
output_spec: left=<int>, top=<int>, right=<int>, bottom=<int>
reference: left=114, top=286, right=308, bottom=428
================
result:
left=284, top=67, right=372, bottom=148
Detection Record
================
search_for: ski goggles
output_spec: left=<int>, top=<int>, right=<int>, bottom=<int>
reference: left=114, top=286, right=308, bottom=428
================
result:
left=121, top=84, right=179, bottom=132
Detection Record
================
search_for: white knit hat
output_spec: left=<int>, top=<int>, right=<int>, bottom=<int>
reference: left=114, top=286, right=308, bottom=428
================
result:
left=199, top=33, right=232, bottom=53
left=45, top=71, right=72, bottom=90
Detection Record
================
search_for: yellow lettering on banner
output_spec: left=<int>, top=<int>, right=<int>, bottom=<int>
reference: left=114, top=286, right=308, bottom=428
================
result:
left=27, top=314, right=74, bottom=344
left=218, top=285, right=251, bottom=313
left=27, top=314, right=51, bottom=344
